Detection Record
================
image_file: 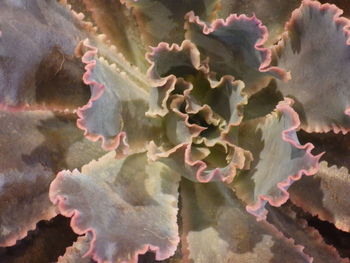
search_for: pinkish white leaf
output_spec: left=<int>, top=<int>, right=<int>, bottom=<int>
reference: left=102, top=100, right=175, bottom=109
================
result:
left=77, top=41, right=162, bottom=152
left=232, top=98, right=320, bottom=219
left=273, top=0, right=350, bottom=133
left=50, top=151, right=180, bottom=263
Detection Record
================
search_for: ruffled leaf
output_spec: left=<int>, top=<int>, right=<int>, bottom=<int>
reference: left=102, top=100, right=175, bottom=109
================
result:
left=0, top=0, right=91, bottom=110
left=50, top=151, right=180, bottom=263
left=147, top=73, right=249, bottom=168
left=146, top=40, right=201, bottom=86
left=0, top=110, right=105, bottom=247
left=218, top=0, right=301, bottom=45
left=272, top=0, right=350, bottom=133
left=267, top=204, right=349, bottom=263
left=232, top=98, right=320, bottom=219
left=180, top=180, right=311, bottom=263
left=185, top=11, right=288, bottom=94
left=147, top=76, right=179, bottom=117
left=77, top=40, right=162, bottom=152
left=289, top=161, right=350, bottom=232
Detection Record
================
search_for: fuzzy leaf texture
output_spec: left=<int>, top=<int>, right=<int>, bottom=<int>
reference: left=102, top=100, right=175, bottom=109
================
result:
left=2, top=0, right=350, bottom=263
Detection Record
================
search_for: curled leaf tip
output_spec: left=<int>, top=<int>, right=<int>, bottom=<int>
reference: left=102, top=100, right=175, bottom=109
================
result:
left=146, top=40, right=201, bottom=86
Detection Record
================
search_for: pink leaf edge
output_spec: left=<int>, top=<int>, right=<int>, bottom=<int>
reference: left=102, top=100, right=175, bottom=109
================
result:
left=49, top=169, right=177, bottom=263
left=275, top=0, right=350, bottom=134
left=76, top=39, right=129, bottom=152
left=247, top=98, right=323, bottom=220
left=146, top=40, right=202, bottom=86
left=304, top=0, right=350, bottom=133
left=185, top=11, right=291, bottom=82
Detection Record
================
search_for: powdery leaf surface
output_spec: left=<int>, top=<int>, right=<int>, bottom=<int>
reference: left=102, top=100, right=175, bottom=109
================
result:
left=289, top=161, right=350, bottom=232
left=218, top=0, right=300, bottom=45
left=232, top=99, right=319, bottom=219
left=0, top=110, right=106, bottom=247
left=0, top=0, right=91, bottom=110
left=50, top=151, right=180, bottom=263
left=273, top=0, right=350, bottom=133
left=180, top=180, right=311, bottom=263
left=77, top=41, right=162, bottom=152
left=185, top=11, right=288, bottom=95
left=267, top=204, right=349, bottom=263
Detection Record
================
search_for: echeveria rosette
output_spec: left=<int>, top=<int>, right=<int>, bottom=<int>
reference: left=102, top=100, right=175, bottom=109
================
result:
left=146, top=39, right=253, bottom=183
left=2, top=0, right=350, bottom=262
left=53, top=2, right=322, bottom=262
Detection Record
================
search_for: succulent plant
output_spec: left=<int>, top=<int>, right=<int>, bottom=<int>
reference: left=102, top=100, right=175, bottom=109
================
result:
left=2, top=0, right=350, bottom=262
